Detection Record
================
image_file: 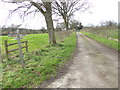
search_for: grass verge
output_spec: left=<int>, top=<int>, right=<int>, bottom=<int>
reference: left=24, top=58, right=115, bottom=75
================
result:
left=2, top=32, right=76, bottom=88
left=81, top=32, right=119, bottom=50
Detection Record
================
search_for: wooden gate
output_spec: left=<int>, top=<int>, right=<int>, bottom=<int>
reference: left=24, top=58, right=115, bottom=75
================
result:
left=4, top=40, right=28, bottom=59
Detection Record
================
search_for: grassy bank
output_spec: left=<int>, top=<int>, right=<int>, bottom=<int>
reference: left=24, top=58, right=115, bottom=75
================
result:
left=81, top=32, right=119, bottom=50
left=2, top=32, right=76, bottom=88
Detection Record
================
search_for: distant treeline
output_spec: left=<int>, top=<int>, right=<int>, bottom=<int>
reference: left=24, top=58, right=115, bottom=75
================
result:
left=0, top=28, right=48, bottom=36
left=83, top=25, right=118, bottom=30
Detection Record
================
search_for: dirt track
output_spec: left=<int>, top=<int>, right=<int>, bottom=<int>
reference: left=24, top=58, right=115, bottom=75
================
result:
left=40, top=32, right=118, bottom=88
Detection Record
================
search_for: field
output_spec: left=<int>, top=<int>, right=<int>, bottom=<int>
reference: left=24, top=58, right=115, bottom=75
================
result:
left=1, top=32, right=76, bottom=88
left=0, top=33, right=48, bottom=58
left=81, top=29, right=119, bottom=50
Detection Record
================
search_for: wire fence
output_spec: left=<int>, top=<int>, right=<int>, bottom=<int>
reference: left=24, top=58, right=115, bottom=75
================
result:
left=55, top=29, right=74, bottom=43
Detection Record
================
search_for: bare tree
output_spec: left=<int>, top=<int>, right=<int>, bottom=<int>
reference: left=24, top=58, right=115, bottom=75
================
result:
left=100, top=20, right=117, bottom=27
left=70, top=19, right=83, bottom=30
left=3, top=0, right=56, bottom=44
left=105, top=20, right=117, bottom=26
left=52, top=0, right=90, bottom=30
left=119, top=23, right=120, bottom=29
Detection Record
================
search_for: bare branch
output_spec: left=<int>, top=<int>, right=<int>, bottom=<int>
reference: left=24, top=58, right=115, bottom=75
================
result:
left=30, top=1, right=46, bottom=14
left=52, top=0, right=90, bottom=30
left=3, top=0, right=57, bottom=44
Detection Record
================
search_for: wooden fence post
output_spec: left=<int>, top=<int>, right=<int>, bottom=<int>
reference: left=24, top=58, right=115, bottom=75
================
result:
left=4, top=40, right=8, bottom=59
left=25, top=41, right=28, bottom=52
left=17, top=30, right=25, bottom=68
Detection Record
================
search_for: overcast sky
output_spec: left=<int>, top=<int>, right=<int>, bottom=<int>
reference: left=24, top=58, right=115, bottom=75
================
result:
left=76, top=0, right=119, bottom=26
left=0, top=0, right=119, bottom=29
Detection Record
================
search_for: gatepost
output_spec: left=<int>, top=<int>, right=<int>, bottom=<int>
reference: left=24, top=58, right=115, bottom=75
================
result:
left=16, top=30, right=25, bottom=68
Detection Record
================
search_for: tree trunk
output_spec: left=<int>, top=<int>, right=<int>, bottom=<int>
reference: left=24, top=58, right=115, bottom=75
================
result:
left=65, top=20, right=69, bottom=30
left=44, top=3, right=56, bottom=44
left=63, top=16, right=69, bottom=30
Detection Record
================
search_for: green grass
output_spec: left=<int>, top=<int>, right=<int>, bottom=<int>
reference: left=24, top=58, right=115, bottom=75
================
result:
left=0, top=33, right=48, bottom=58
left=2, top=32, right=76, bottom=88
left=107, top=29, right=118, bottom=39
left=81, top=32, right=119, bottom=50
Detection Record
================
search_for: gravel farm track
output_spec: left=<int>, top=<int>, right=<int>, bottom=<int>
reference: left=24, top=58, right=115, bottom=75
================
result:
left=38, top=32, right=119, bottom=88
